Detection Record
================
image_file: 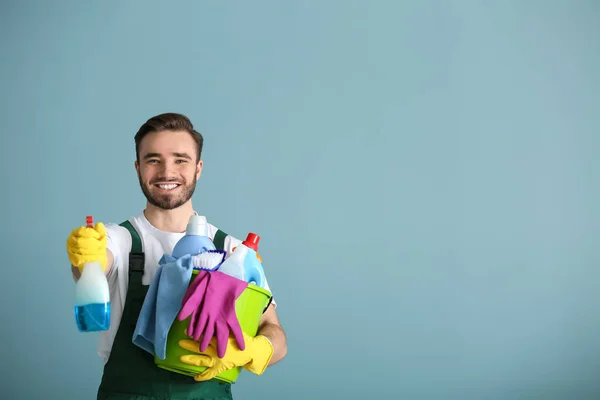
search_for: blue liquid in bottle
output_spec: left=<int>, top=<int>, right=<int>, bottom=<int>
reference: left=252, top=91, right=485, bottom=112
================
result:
left=75, top=303, right=111, bottom=332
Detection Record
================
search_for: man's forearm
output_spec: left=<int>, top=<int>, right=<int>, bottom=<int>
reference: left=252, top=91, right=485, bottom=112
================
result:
left=258, top=322, right=287, bottom=365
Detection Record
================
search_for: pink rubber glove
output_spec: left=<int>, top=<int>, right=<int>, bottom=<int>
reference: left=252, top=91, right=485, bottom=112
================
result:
left=189, top=271, right=248, bottom=358
left=178, top=270, right=211, bottom=339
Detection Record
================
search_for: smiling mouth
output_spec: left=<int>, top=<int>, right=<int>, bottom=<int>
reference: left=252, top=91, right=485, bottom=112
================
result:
left=154, top=183, right=181, bottom=191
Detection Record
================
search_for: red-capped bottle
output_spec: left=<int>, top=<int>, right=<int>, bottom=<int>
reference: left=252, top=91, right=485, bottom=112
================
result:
left=217, top=233, right=266, bottom=287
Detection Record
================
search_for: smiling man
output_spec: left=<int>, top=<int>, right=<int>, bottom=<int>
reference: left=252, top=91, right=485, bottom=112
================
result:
left=66, top=113, right=287, bottom=400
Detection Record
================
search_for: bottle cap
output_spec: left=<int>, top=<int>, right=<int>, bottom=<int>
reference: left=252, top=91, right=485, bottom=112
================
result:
left=242, top=233, right=260, bottom=251
left=186, top=215, right=208, bottom=236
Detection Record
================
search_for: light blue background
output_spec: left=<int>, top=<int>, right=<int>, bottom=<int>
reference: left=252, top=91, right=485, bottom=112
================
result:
left=1, top=1, right=599, bottom=399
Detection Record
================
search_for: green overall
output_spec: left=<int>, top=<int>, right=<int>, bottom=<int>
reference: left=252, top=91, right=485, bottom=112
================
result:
left=97, top=222, right=233, bottom=400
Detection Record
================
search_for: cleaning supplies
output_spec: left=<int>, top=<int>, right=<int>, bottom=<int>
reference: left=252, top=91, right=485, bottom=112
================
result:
left=172, top=215, right=216, bottom=259
left=132, top=254, right=195, bottom=359
left=217, top=233, right=266, bottom=288
left=191, top=249, right=226, bottom=271
left=74, top=216, right=111, bottom=332
left=178, top=270, right=248, bottom=358
left=154, top=276, right=273, bottom=384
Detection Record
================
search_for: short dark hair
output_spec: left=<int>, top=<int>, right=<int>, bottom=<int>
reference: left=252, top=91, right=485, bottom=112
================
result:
left=134, top=113, right=204, bottom=162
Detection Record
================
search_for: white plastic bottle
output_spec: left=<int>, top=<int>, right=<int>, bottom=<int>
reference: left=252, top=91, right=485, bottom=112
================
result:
left=218, top=242, right=249, bottom=282
left=218, top=233, right=266, bottom=287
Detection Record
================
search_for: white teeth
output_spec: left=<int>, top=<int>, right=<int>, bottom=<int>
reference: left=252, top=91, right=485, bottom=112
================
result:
left=158, top=184, right=178, bottom=190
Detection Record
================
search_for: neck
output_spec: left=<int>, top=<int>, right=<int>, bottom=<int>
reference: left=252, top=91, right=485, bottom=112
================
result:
left=143, top=201, right=196, bottom=233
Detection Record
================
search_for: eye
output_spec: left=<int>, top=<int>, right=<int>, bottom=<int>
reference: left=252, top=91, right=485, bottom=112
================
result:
left=147, top=159, right=159, bottom=164
left=176, top=159, right=188, bottom=164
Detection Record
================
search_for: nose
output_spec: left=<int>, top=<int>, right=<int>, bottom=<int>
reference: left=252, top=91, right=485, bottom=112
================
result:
left=157, top=161, right=178, bottom=180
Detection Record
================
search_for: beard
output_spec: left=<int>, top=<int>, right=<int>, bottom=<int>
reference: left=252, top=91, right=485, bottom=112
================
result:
left=138, top=174, right=196, bottom=210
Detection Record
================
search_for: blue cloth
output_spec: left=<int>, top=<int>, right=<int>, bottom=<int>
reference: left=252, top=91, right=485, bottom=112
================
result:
left=132, top=254, right=194, bottom=360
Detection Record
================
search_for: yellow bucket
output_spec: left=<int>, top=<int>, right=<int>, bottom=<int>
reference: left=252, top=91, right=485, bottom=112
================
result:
left=154, top=270, right=272, bottom=383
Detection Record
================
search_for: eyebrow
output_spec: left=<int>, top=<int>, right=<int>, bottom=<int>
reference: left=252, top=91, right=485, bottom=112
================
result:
left=143, top=152, right=193, bottom=160
left=173, top=152, right=193, bottom=160
left=143, top=152, right=162, bottom=160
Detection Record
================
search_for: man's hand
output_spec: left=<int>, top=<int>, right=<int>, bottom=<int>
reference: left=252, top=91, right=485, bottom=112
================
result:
left=257, top=303, right=287, bottom=366
left=66, top=222, right=108, bottom=272
left=178, top=332, right=273, bottom=381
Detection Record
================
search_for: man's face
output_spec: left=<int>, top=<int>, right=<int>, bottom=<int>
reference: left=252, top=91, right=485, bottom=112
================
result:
left=135, top=130, right=202, bottom=210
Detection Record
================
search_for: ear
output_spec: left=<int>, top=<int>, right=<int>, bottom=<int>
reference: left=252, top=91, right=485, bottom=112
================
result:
left=196, top=160, right=203, bottom=181
left=134, top=160, right=140, bottom=174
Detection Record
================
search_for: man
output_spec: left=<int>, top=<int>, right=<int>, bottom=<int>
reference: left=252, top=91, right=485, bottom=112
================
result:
left=67, top=113, right=287, bottom=399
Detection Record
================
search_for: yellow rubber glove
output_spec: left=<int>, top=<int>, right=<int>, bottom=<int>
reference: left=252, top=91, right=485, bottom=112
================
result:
left=66, top=222, right=108, bottom=272
left=179, top=332, right=273, bottom=382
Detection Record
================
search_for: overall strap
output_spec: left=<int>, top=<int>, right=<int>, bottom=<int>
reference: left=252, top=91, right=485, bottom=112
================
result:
left=213, top=229, right=227, bottom=250
left=119, top=220, right=145, bottom=277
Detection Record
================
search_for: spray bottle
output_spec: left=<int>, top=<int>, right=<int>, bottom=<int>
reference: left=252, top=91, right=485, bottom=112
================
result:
left=74, top=216, right=111, bottom=332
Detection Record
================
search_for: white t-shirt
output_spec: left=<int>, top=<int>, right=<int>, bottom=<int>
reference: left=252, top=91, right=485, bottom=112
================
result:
left=98, top=211, right=275, bottom=364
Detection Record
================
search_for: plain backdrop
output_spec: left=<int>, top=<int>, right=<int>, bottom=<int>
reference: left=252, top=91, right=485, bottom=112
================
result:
left=1, top=1, right=599, bottom=399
